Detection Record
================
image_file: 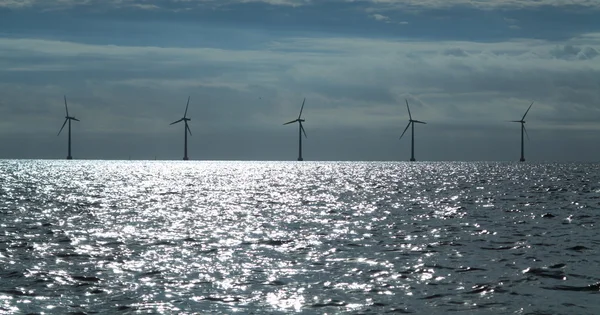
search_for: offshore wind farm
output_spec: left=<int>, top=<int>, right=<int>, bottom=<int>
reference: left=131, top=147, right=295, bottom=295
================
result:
left=44, top=95, right=547, bottom=162
left=2, top=2, right=600, bottom=314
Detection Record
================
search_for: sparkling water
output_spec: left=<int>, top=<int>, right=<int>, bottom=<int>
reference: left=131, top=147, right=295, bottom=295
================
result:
left=1, top=160, right=599, bottom=314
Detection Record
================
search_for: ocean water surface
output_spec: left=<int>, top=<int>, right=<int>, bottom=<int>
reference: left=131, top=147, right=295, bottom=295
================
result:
left=0, top=160, right=599, bottom=314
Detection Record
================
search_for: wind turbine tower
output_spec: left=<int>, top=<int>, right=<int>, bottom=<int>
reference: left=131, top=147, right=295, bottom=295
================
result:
left=170, top=96, right=192, bottom=160
left=399, top=99, right=426, bottom=162
left=283, top=98, right=307, bottom=161
left=57, top=95, right=80, bottom=160
left=511, top=101, right=534, bottom=162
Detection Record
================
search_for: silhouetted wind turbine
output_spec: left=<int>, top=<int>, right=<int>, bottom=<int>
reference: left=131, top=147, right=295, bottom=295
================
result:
left=399, top=99, right=426, bottom=162
left=283, top=98, right=307, bottom=161
left=57, top=95, right=80, bottom=160
left=511, top=101, right=534, bottom=162
left=170, top=96, right=192, bottom=160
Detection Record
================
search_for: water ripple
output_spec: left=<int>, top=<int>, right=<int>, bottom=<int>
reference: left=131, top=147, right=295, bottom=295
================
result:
left=0, top=160, right=599, bottom=314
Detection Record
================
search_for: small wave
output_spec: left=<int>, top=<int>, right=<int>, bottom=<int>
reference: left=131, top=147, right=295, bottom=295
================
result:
left=150, top=240, right=176, bottom=246
left=421, top=293, right=449, bottom=300
left=311, top=299, right=347, bottom=307
left=1, top=270, right=24, bottom=279
left=466, top=284, right=498, bottom=294
left=523, top=267, right=566, bottom=280
left=549, top=263, right=566, bottom=269
left=258, top=239, right=293, bottom=246
left=543, top=282, right=600, bottom=292
left=456, top=266, right=487, bottom=273
left=55, top=252, right=91, bottom=259
left=203, top=295, right=243, bottom=303
left=0, top=288, right=36, bottom=296
left=137, top=270, right=162, bottom=278
left=480, top=246, right=513, bottom=250
left=566, top=245, right=589, bottom=251
left=72, top=275, right=101, bottom=282
left=262, top=279, right=287, bottom=286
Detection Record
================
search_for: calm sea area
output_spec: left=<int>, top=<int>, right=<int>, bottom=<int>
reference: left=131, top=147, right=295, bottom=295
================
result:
left=1, top=160, right=599, bottom=314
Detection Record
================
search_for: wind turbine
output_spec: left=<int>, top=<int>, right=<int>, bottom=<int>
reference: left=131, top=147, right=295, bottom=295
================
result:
left=57, top=95, right=80, bottom=160
left=170, top=96, right=192, bottom=160
left=283, top=98, right=307, bottom=161
left=399, top=99, right=426, bottom=162
left=511, top=101, right=534, bottom=162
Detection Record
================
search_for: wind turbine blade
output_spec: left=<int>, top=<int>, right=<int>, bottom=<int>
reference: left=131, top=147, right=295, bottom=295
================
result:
left=413, top=120, right=427, bottom=124
left=170, top=118, right=184, bottom=125
left=72, top=118, right=80, bottom=122
left=300, top=122, right=307, bottom=138
left=405, top=99, right=412, bottom=120
left=522, top=101, right=534, bottom=120
left=64, top=95, right=69, bottom=116
left=399, top=122, right=411, bottom=139
left=57, top=118, right=68, bottom=136
left=298, top=98, right=306, bottom=119
left=283, top=119, right=298, bottom=125
left=510, top=120, right=522, bottom=123
left=184, top=96, right=190, bottom=118
left=523, top=124, right=530, bottom=141
left=186, top=123, right=192, bottom=136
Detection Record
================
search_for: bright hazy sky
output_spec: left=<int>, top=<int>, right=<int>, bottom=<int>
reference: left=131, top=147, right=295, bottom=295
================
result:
left=1, top=0, right=599, bottom=161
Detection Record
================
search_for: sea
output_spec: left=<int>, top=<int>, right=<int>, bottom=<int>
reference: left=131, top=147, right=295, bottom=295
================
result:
left=0, top=160, right=598, bottom=314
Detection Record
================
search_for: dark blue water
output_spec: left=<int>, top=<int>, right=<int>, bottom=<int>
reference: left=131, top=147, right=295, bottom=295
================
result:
left=1, top=160, right=599, bottom=314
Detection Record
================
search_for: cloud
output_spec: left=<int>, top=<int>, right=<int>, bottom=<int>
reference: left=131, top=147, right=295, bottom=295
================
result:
left=370, top=13, right=390, bottom=22
left=2, top=32, right=600, bottom=131
left=3, top=0, right=600, bottom=10
left=442, top=48, right=469, bottom=57
left=550, top=45, right=599, bottom=60
left=361, top=0, right=600, bottom=10
left=2, top=3, right=600, bottom=160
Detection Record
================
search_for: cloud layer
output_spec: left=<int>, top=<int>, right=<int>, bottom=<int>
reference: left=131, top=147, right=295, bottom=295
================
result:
left=1, top=0, right=600, bottom=161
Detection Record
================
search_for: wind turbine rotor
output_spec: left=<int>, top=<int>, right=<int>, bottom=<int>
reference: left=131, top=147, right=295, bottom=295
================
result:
left=186, top=123, right=192, bottom=136
left=64, top=95, right=69, bottom=117
left=399, top=121, right=411, bottom=140
left=300, top=122, right=307, bottom=138
left=184, top=96, right=190, bottom=118
left=170, top=118, right=184, bottom=125
left=298, top=98, right=306, bottom=119
left=521, top=101, right=534, bottom=121
left=57, top=118, right=68, bottom=136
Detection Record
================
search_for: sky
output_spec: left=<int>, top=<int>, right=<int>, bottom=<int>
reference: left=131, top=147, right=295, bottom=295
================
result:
left=0, top=0, right=599, bottom=161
